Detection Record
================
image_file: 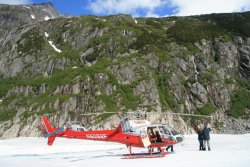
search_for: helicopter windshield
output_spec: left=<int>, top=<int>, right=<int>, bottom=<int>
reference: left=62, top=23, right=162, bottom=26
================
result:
left=168, top=126, right=180, bottom=136
left=158, top=126, right=171, bottom=135
left=158, top=125, right=181, bottom=136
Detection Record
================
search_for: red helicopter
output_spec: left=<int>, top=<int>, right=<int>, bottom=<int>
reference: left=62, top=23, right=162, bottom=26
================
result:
left=40, top=112, right=210, bottom=159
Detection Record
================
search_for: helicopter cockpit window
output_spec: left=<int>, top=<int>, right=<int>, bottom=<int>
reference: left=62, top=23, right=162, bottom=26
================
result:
left=121, top=118, right=131, bottom=133
left=158, top=126, right=171, bottom=135
left=168, top=126, right=180, bottom=136
left=171, top=130, right=179, bottom=135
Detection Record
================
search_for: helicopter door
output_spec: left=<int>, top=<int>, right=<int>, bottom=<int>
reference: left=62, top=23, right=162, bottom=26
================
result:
left=140, top=127, right=150, bottom=147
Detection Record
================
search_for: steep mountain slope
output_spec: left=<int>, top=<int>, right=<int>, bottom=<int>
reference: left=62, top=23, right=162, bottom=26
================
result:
left=0, top=3, right=250, bottom=138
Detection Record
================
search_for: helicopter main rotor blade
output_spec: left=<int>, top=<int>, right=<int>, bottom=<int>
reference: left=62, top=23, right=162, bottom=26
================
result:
left=167, top=112, right=212, bottom=118
left=80, top=110, right=212, bottom=119
left=80, top=112, right=118, bottom=116
left=145, top=112, right=212, bottom=118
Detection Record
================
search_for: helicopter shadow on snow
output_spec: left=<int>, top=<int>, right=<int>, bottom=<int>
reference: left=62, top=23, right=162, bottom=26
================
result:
left=67, top=153, right=123, bottom=162
left=39, top=147, right=125, bottom=162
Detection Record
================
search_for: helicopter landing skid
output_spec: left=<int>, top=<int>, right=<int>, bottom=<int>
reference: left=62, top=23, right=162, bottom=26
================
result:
left=122, top=150, right=168, bottom=159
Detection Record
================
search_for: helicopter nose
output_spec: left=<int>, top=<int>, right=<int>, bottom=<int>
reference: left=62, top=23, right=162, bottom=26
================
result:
left=176, top=136, right=184, bottom=143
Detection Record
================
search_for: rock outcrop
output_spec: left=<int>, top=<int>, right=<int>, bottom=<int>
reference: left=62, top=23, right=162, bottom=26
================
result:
left=0, top=3, right=250, bottom=138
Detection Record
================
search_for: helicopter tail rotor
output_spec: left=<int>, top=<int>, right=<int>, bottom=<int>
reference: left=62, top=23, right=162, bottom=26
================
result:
left=40, top=115, right=64, bottom=146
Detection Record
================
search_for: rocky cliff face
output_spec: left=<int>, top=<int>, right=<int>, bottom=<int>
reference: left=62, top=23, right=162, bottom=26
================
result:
left=0, top=3, right=250, bottom=138
left=0, top=2, right=61, bottom=25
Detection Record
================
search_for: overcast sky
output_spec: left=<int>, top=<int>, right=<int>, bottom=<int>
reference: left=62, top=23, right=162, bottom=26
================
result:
left=0, top=0, right=250, bottom=17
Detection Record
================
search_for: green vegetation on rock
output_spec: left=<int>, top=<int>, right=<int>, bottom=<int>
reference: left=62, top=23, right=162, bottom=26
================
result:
left=199, top=12, right=250, bottom=37
left=96, top=94, right=116, bottom=112
left=155, top=73, right=177, bottom=110
left=196, top=103, right=217, bottom=115
left=17, top=27, right=45, bottom=54
left=0, top=109, right=16, bottom=122
left=119, top=84, right=140, bottom=110
left=167, top=18, right=228, bottom=43
left=228, top=91, right=250, bottom=118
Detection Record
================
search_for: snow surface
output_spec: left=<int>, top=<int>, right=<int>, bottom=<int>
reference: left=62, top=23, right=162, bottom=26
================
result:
left=45, top=31, right=62, bottom=53
left=1, top=134, right=250, bottom=167
left=22, top=6, right=30, bottom=9
left=191, top=56, right=199, bottom=81
left=44, top=32, right=49, bottom=38
left=48, top=41, right=62, bottom=53
left=44, top=16, right=50, bottom=21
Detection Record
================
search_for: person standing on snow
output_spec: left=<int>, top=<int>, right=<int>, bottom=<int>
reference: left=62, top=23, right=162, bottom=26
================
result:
left=197, top=128, right=204, bottom=151
left=203, top=124, right=212, bottom=151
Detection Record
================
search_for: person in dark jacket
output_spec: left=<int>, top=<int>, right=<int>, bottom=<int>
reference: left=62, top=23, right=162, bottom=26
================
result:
left=155, top=131, right=162, bottom=142
left=203, top=124, right=212, bottom=151
left=197, top=129, right=204, bottom=151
